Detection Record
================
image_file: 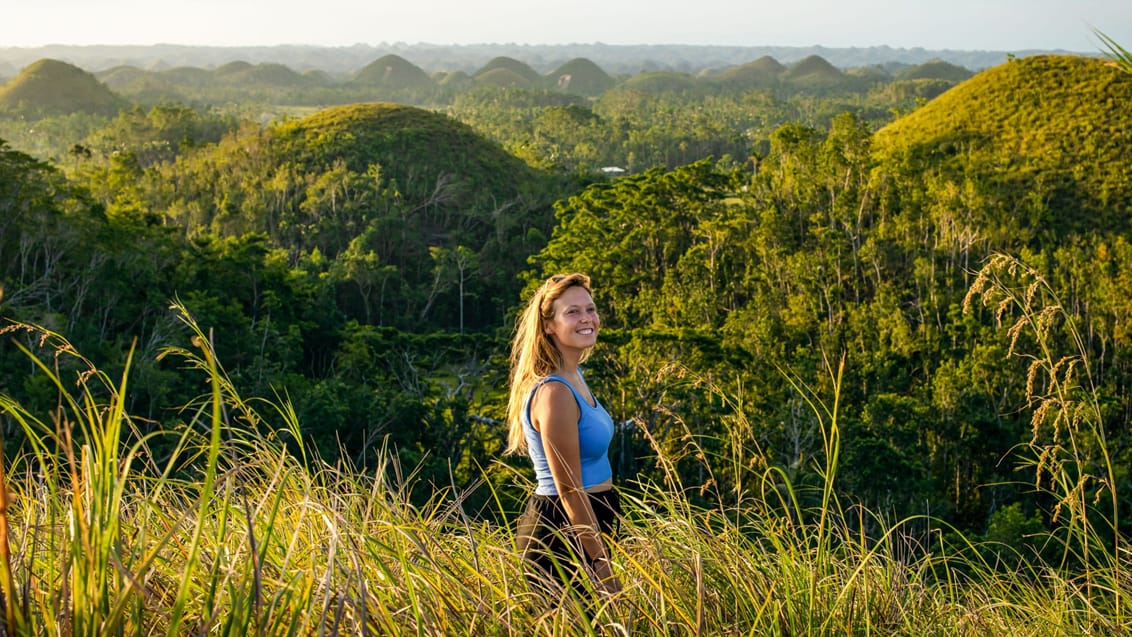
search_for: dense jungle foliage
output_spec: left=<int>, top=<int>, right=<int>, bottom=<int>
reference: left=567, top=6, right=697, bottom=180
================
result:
left=1, top=50, right=1130, bottom=560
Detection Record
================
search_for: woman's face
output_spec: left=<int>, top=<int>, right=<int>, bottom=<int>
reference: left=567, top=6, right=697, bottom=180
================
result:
left=544, top=285, right=600, bottom=353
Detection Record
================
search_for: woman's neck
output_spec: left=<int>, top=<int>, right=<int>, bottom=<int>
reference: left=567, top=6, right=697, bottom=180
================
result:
left=554, top=364, right=580, bottom=379
left=557, top=349, right=583, bottom=372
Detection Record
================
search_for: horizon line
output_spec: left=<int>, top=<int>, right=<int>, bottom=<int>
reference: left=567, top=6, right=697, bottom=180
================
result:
left=0, top=42, right=1092, bottom=55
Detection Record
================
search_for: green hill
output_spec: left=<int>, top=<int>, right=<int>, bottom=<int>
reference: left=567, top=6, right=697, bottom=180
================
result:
left=0, top=58, right=126, bottom=117
left=546, top=58, right=615, bottom=96
left=159, top=101, right=554, bottom=328
left=897, top=59, right=974, bottom=81
left=96, top=65, right=148, bottom=89
left=159, top=66, right=216, bottom=87
left=301, top=69, right=336, bottom=87
left=781, top=55, right=849, bottom=88
left=174, top=101, right=550, bottom=260
left=846, top=65, right=892, bottom=83
left=94, top=66, right=186, bottom=104
left=273, top=102, right=541, bottom=197
left=874, top=54, right=1132, bottom=238
left=223, top=62, right=313, bottom=87
left=353, top=54, right=434, bottom=89
left=473, top=67, right=534, bottom=88
left=474, top=57, right=542, bottom=86
left=214, top=60, right=254, bottom=77
left=715, top=55, right=785, bottom=86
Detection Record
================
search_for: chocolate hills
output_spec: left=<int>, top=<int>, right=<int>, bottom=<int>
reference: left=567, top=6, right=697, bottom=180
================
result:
left=353, top=54, right=434, bottom=89
left=159, top=66, right=215, bottom=86
left=546, top=58, right=615, bottom=96
left=0, top=58, right=125, bottom=117
left=272, top=102, right=539, bottom=193
left=896, top=59, right=974, bottom=81
left=219, top=62, right=317, bottom=87
left=782, top=54, right=857, bottom=89
left=168, top=102, right=550, bottom=255
left=714, top=55, right=786, bottom=87
left=476, top=56, right=543, bottom=82
left=874, top=54, right=1132, bottom=238
left=0, top=43, right=1081, bottom=78
left=474, top=57, right=542, bottom=87
left=474, top=67, right=535, bottom=88
left=5, top=49, right=990, bottom=113
left=153, top=101, right=556, bottom=327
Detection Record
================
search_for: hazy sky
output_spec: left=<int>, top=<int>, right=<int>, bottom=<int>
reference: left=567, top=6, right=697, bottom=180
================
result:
left=5, top=0, right=1131, bottom=52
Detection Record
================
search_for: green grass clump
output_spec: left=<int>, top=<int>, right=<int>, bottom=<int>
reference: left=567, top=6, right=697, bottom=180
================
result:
left=0, top=297, right=1127, bottom=635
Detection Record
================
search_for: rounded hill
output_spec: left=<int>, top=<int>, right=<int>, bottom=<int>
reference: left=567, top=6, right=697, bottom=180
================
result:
left=897, top=59, right=973, bottom=81
left=96, top=65, right=148, bottom=89
left=301, top=69, right=335, bottom=87
left=223, top=63, right=313, bottom=87
left=0, top=58, right=126, bottom=117
left=782, top=55, right=848, bottom=88
left=353, top=55, right=434, bottom=89
left=95, top=66, right=183, bottom=103
left=474, top=57, right=542, bottom=86
left=474, top=67, right=534, bottom=88
left=159, top=66, right=215, bottom=87
left=184, top=101, right=557, bottom=328
left=547, top=58, right=615, bottom=96
left=214, top=61, right=254, bottom=76
left=154, top=101, right=558, bottom=332
left=874, top=54, right=1132, bottom=237
left=715, top=56, right=785, bottom=86
left=847, top=65, right=892, bottom=82
left=270, top=102, right=545, bottom=219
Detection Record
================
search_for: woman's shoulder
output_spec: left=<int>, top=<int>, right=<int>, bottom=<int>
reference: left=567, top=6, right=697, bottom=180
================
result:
left=534, top=375, right=573, bottom=396
left=530, top=377, right=578, bottom=410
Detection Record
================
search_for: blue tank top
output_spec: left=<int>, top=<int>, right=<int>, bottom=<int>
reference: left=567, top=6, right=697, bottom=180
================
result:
left=522, top=374, right=615, bottom=496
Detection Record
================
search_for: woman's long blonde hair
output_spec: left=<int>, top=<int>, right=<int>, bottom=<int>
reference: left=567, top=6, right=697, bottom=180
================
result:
left=505, top=273, right=594, bottom=455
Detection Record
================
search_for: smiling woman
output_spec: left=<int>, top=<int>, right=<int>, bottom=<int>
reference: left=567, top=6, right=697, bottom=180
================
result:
left=504, top=273, right=621, bottom=608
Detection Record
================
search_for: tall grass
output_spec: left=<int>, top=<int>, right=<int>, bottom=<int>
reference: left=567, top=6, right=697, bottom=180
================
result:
left=0, top=293, right=1126, bottom=635
left=965, top=253, right=1128, bottom=627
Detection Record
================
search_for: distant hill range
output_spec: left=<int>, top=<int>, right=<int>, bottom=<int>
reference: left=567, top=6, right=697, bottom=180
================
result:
left=0, top=52, right=984, bottom=118
left=0, top=42, right=1098, bottom=80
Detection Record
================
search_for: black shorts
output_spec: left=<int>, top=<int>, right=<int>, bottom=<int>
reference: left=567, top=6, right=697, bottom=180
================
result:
left=515, top=489, right=621, bottom=589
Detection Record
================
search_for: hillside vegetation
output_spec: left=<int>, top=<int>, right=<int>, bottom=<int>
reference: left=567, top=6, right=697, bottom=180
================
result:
left=875, top=54, right=1132, bottom=239
left=546, top=57, right=616, bottom=96
left=353, top=54, right=435, bottom=89
left=714, top=55, right=787, bottom=86
left=148, top=102, right=558, bottom=331
left=896, top=58, right=974, bottom=81
left=0, top=49, right=1130, bottom=634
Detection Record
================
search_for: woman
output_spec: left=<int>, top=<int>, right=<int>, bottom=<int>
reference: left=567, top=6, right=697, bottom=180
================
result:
left=506, top=273, right=621, bottom=596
